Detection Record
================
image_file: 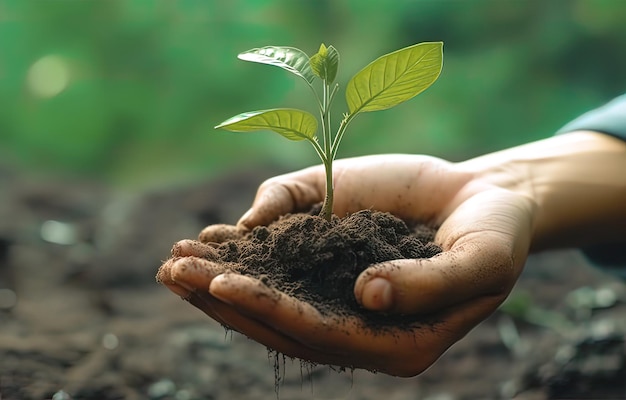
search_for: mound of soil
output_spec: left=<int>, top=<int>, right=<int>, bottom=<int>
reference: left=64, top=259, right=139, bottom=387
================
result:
left=205, top=210, right=441, bottom=325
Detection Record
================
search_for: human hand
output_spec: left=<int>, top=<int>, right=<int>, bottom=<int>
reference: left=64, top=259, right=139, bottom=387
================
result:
left=158, top=153, right=537, bottom=376
left=158, top=131, right=626, bottom=376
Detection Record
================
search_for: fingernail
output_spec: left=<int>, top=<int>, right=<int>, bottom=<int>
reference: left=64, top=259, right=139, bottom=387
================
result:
left=361, top=277, right=393, bottom=311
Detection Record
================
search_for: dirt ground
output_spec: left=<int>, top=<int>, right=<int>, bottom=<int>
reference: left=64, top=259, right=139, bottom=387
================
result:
left=1, top=164, right=625, bottom=400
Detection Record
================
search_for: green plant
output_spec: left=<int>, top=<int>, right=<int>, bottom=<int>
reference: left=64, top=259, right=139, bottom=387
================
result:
left=215, top=42, right=443, bottom=221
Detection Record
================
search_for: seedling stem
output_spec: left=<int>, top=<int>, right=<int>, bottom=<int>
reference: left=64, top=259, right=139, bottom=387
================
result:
left=215, top=42, right=443, bottom=221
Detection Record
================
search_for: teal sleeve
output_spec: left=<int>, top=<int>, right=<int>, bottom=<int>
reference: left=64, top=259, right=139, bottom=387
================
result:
left=557, top=95, right=626, bottom=278
left=556, top=94, right=626, bottom=140
left=557, top=94, right=626, bottom=140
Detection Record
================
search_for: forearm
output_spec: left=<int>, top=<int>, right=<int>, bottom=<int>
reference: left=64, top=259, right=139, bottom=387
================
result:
left=459, top=131, right=626, bottom=251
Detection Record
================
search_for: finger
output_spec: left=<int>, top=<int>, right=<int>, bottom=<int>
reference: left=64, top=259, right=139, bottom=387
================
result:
left=164, top=258, right=237, bottom=327
left=169, top=256, right=228, bottom=291
left=156, top=258, right=175, bottom=286
left=354, top=236, right=513, bottom=314
left=156, top=258, right=193, bottom=298
left=158, top=258, right=256, bottom=329
left=238, top=168, right=325, bottom=229
left=209, top=273, right=478, bottom=376
left=171, top=240, right=221, bottom=259
left=159, top=259, right=362, bottom=369
left=355, top=190, right=533, bottom=314
left=210, top=273, right=417, bottom=356
left=183, top=289, right=230, bottom=327
left=161, top=259, right=374, bottom=368
left=209, top=272, right=329, bottom=340
left=190, top=289, right=360, bottom=369
left=198, top=224, right=247, bottom=244
left=210, top=273, right=511, bottom=376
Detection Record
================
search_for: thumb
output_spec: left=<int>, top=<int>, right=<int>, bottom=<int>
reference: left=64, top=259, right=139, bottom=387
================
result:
left=237, top=184, right=294, bottom=229
left=354, top=235, right=516, bottom=315
left=237, top=177, right=323, bottom=229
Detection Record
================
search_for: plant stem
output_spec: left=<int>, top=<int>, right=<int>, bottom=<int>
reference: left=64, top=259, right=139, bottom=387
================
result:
left=331, top=112, right=356, bottom=161
left=320, top=157, right=334, bottom=221
left=319, top=80, right=334, bottom=221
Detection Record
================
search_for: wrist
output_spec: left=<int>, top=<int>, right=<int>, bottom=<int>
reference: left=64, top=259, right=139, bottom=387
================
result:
left=459, top=131, right=626, bottom=250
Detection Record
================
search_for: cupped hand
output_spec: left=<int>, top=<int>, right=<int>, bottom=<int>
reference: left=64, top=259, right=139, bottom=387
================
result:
left=157, top=154, right=537, bottom=376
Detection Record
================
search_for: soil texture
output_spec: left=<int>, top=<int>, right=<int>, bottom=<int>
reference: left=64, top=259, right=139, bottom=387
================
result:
left=204, top=210, right=441, bottom=325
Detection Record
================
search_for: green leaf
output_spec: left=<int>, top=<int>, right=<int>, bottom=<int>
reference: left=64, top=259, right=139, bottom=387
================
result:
left=309, top=43, right=339, bottom=83
left=345, top=42, right=443, bottom=115
left=215, top=109, right=317, bottom=141
left=237, top=46, right=316, bottom=86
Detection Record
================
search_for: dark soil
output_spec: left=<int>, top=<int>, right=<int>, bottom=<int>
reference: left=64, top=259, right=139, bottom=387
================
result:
left=211, top=210, right=441, bottom=325
left=1, top=163, right=625, bottom=400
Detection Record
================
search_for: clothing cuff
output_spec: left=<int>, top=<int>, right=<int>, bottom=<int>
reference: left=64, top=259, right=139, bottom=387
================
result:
left=556, top=94, right=626, bottom=141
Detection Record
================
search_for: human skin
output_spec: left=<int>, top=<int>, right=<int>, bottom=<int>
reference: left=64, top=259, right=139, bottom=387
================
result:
left=157, top=130, right=626, bottom=377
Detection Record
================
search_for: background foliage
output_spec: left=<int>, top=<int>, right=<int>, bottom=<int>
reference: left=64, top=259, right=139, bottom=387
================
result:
left=2, top=0, right=625, bottom=188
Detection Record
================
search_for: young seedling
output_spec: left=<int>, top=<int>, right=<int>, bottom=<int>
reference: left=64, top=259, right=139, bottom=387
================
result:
left=215, top=42, right=443, bottom=221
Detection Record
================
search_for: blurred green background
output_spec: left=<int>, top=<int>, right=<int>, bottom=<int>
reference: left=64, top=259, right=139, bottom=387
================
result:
left=1, top=0, right=625, bottom=189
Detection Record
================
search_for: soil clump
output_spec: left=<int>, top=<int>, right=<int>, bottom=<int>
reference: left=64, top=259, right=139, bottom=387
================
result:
left=208, top=209, right=441, bottom=325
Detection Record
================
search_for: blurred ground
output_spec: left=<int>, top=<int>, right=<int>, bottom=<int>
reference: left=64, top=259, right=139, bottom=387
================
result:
left=0, top=164, right=625, bottom=400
